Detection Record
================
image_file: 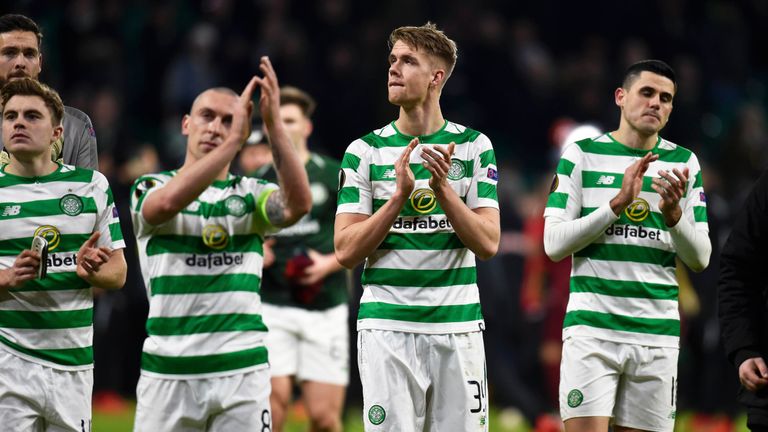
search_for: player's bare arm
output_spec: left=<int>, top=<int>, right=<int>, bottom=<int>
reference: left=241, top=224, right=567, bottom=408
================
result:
left=421, top=142, right=500, bottom=260
left=141, top=77, right=259, bottom=226
left=258, top=56, right=312, bottom=227
left=335, top=138, right=418, bottom=268
left=0, top=250, right=41, bottom=291
left=75, top=231, right=127, bottom=290
left=610, top=152, right=659, bottom=214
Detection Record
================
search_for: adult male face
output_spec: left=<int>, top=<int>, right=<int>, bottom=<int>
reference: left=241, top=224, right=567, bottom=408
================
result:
left=616, top=71, right=675, bottom=136
left=2, top=94, right=61, bottom=160
left=279, top=103, right=312, bottom=149
left=0, top=30, right=41, bottom=86
left=387, top=40, right=444, bottom=108
left=182, top=89, right=239, bottom=161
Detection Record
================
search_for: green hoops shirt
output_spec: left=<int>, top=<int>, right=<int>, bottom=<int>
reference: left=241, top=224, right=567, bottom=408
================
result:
left=131, top=171, right=278, bottom=378
left=0, top=163, right=125, bottom=370
left=337, top=121, right=499, bottom=334
left=544, top=133, right=709, bottom=348
left=254, top=153, right=348, bottom=310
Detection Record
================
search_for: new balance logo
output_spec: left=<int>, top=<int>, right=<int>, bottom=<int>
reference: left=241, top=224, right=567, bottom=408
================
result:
left=1, top=205, right=20, bottom=217
left=382, top=169, right=396, bottom=179
left=596, top=175, right=615, bottom=185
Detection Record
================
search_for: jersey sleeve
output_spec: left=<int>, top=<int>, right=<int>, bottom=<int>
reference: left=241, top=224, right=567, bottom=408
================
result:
left=466, top=133, right=499, bottom=210
left=93, top=172, right=125, bottom=250
left=684, top=152, right=709, bottom=233
left=129, top=173, right=168, bottom=236
left=336, top=139, right=372, bottom=215
left=544, top=142, right=583, bottom=221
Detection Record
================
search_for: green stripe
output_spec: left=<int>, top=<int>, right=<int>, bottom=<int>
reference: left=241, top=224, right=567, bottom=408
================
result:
left=362, top=267, right=476, bottom=287
left=373, top=198, right=447, bottom=216
left=362, top=124, right=481, bottom=149
left=694, top=206, right=708, bottom=222
left=556, top=158, right=576, bottom=176
left=581, top=207, right=668, bottom=231
left=359, top=302, right=482, bottom=323
left=146, top=234, right=263, bottom=255
left=0, top=333, right=92, bottom=366
left=479, top=149, right=496, bottom=168
left=477, top=182, right=497, bottom=201
left=146, top=313, right=267, bottom=336
left=370, top=161, right=473, bottom=182
left=563, top=310, right=679, bottom=336
left=108, top=222, right=124, bottom=242
left=0, top=308, right=92, bottom=329
left=582, top=171, right=666, bottom=194
left=150, top=274, right=261, bottom=295
left=142, top=346, right=268, bottom=375
left=570, top=276, right=678, bottom=300
left=106, top=188, right=115, bottom=207
left=341, top=152, right=361, bottom=171
left=379, top=232, right=464, bottom=250
left=575, top=243, right=676, bottom=267
left=582, top=136, right=692, bottom=163
left=0, top=234, right=90, bottom=256
left=693, top=171, right=703, bottom=189
left=0, top=166, right=93, bottom=186
left=0, top=197, right=97, bottom=220
left=11, top=272, right=88, bottom=292
left=180, top=194, right=256, bottom=217
left=546, top=192, right=568, bottom=209
left=338, top=187, right=360, bottom=205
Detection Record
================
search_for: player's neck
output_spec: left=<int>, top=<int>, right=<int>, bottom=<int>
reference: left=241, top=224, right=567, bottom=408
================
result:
left=395, top=102, right=444, bottom=137
left=5, top=154, right=58, bottom=178
left=611, top=126, right=658, bottom=151
left=295, top=141, right=311, bottom=164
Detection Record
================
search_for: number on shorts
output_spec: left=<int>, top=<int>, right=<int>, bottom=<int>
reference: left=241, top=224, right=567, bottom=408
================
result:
left=468, top=380, right=486, bottom=414
left=261, top=409, right=272, bottom=432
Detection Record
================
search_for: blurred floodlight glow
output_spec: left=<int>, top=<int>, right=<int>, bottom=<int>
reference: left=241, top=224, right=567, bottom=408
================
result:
left=563, top=124, right=602, bottom=148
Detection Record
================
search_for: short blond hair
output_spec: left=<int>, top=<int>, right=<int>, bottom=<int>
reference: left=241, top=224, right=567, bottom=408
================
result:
left=280, top=86, right=316, bottom=118
left=389, top=22, right=458, bottom=79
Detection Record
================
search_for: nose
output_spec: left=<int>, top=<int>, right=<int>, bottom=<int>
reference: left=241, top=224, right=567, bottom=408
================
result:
left=389, top=61, right=400, bottom=77
left=207, top=116, right=223, bottom=134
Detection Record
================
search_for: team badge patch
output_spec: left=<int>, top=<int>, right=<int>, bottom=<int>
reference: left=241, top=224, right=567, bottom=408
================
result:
left=699, top=191, right=707, bottom=203
left=549, top=174, right=559, bottom=193
left=567, top=389, right=583, bottom=408
left=112, top=207, right=119, bottom=218
left=202, top=224, right=229, bottom=250
left=60, top=194, right=83, bottom=216
left=487, top=167, right=498, bottom=181
left=625, top=197, right=650, bottom=222
left=224, top=195, right=247, bottom=217
left=368, top=405, right=386, bottom=425
left=447, top=159, right=466, bottom=180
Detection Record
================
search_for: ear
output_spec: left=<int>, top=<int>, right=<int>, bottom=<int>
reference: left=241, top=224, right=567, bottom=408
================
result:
left=181, top=114, right=190, bottom=136
left=304, top=118, right=313, bottom=139
left=38, top=52, right=43, bottom=74
left=431, top=69, right=445, bottom=88
left=51, top=123, right=63, bottom=142
left=614, top=87, right=626, bottom=108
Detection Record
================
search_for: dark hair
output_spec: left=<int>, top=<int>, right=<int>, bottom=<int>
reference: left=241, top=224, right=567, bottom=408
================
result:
left=280, top=86, right=316, bottom=118
left=1, top=78, right=64, bottom=125
left=622, top=59, right=676, bottom=89
left=389, top=22, right=458, bottom=80
left=0, top=14, right=43, bottom=48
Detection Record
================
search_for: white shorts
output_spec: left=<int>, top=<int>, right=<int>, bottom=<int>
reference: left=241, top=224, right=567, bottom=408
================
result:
left=0, top=348, right=93, bottom=432
left=262, top=303, right=349, bottom=385
left=559, top=336, right=678, bottom=432
left=358, top=329, right=489, bottom=431
left=133, top=368, right=271, bottom=432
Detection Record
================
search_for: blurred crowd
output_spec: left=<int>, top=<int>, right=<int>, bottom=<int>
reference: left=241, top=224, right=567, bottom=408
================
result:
left=8, top=0, right=768, bottom=427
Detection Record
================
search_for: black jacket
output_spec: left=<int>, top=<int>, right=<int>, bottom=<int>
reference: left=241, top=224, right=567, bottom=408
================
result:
left=719, top=170, right=768, bottom=409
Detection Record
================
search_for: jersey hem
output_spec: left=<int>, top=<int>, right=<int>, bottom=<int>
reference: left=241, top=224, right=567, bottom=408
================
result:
left=139, top=362, right=268, bottom=380
left=0, top=344, right=93, bottom=372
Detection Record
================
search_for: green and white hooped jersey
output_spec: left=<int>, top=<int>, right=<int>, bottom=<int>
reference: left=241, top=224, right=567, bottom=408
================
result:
left=337, top=121, right=499, bottom=334
left=131, top=171, right=278, bottom=379
left=544, top=134, right=709, bottom=348
left=0, top=163, right=125, bottom=370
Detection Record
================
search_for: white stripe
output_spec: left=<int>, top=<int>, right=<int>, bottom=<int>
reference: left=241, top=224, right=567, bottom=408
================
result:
left=360, top=284, right=480, bottom=308
left=148, top=291, right=262, bottom=318
left=571, top=257, right=677, bottom=286
left=143, top=331, right=265, bottom=357
left=0, top=326, right=91, bottom=350
left=357, top=318, right=483, bottom=334
left=366, top=248, right=474, bottom=271
left=566, top=292, right=678, bottom=320
left=0, top=288, right=92, bottom=312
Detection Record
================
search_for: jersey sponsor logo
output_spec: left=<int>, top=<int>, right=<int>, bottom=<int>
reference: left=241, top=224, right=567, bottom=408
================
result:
left=46, top=252, right=78, bottom=268
left=1, top=204, right=21, bottom=217
left=486, top=167, right=498, bottom=181
left=60, top=194, right=83, bottom=216
left=34, top=225, right=61, bottom=251
left=410, top=188, right=437, bottom=214
left=381, top=168, right=396, bottom=179
left=368, top=405, right=386, bottom=425
left=596, top=175, right=616, bottom=185
left=185, top=252, right=244, bottom=268
left=392, top=216, right=452, bottom=231
left=625, top=197, right=650, bottom=222
left=224, top=195, right=247, bottom=217
left=448, top=159, right=466, bottom=180
left=567, top=389, right=583, bottom=408
left=202, top=224, right=229, bottom=250
left=605, top=224, right=661, bottom=241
